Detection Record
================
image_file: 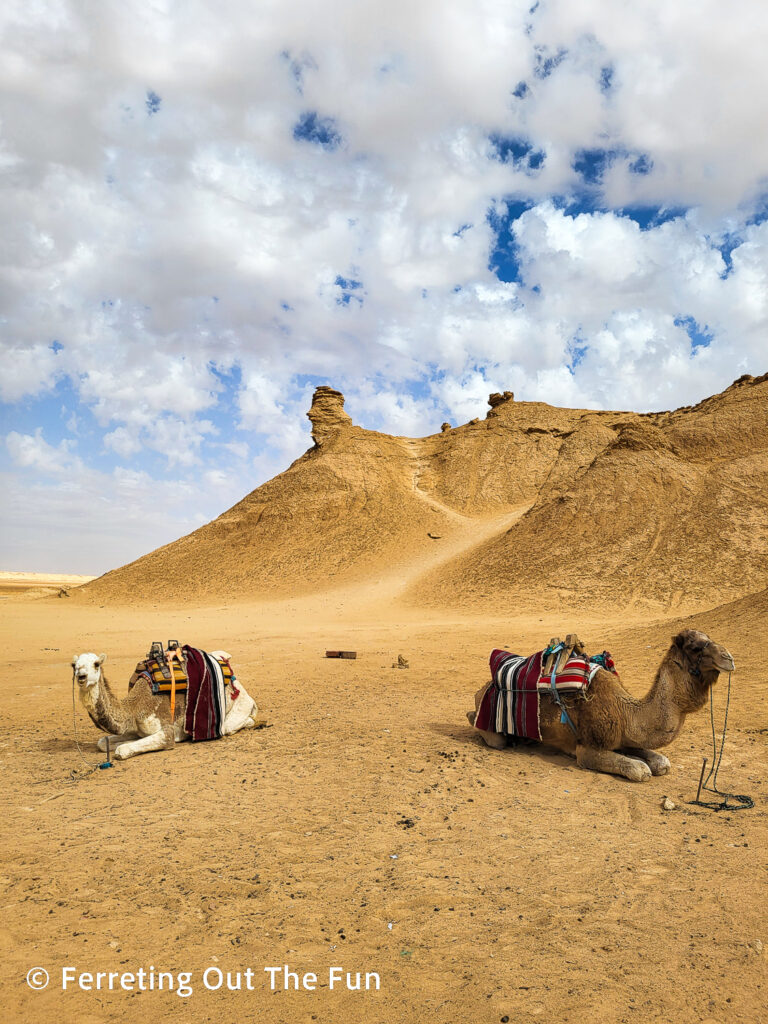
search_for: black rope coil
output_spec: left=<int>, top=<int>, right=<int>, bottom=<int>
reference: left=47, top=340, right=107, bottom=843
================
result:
left=689, top=672, right=754, bottom=812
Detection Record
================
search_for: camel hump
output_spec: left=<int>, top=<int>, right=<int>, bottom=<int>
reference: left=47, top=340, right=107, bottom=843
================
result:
left=128, top=660, right=150, bottom=690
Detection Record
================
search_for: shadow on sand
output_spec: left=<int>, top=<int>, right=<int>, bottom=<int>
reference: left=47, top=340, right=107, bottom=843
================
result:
left=427, top=720, right=574, bottom=769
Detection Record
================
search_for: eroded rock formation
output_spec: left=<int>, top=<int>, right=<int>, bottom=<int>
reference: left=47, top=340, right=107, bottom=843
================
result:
left=307, top=386, right=353, bottom=445
left=487, top=391, right=514, bottom=416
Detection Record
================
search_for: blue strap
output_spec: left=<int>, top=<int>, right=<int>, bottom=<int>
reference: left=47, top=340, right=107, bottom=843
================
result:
left=543, top=641, right=564, bottom=660
left=559, top=706, right=577, bottom=733
left=548, top=659, right=560, bottom=701
left=546, top=646, right=577, bottom=735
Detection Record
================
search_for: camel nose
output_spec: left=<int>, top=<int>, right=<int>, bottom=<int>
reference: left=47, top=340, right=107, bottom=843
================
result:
left=719, top=651, right=736, bottom=672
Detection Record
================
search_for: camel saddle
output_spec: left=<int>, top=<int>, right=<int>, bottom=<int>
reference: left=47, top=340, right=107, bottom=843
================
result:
left=541, top=634, right=586, bottom=678
left=481, top=634, right=619, bottom=739
left=539, top=634, right=617, bottom=692
left=130, top=643, right=235, bottom=695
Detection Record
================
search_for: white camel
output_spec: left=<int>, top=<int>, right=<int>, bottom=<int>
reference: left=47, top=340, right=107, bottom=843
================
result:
left=72, top=650, right=261, bottom=759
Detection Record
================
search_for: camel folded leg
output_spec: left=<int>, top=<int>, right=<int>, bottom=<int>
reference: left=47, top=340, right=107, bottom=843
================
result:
left=621, top=747, right=671, bottom=775
left=220, top=692, right=258, bottom=736
left=576, top=744, right=652, bottom=782
left=115, top=723, right=175, bottom=759
left=466, top=713, right=507, bottom=749
left=97, top=732, right=138, bottom=752
left=239, top=710, right=269, bottom=730
left=477, top=728, right=507, bottom=750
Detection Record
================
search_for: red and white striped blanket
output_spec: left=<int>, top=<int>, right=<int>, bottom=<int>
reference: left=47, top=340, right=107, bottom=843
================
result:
left=474, top=648, right=618, bottom=741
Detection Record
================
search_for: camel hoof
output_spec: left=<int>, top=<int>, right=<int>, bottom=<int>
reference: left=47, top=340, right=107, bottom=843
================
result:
left=114, top=744, right=133, bottom=761
left=647, top=753, right=671, bottom=776
left=466, top=711, right=476, bottom=726
left=479, top=730, right=507, bottom=750
left=97, top=736, right=110, bottom=752
left=626, top=761, right=652, bottom=782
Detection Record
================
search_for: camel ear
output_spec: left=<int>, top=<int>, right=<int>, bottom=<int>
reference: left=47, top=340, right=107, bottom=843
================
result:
left=672, top=633, right=685, bottom=649
left=98, top=653, right=107, bottom=665
left=71, top=656, right=78, bottom=667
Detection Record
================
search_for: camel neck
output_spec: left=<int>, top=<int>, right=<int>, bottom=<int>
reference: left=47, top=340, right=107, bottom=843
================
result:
left=622, top=658, right=703, bottom=748
left=84, top=671, right=132, bottom=735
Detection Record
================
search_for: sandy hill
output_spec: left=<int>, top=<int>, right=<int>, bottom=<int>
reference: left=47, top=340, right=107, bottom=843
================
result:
left=680, top=584, right=768, bottom=638
left=415, top=372, right=768, bottom=613
left=81, top=375, right=768, bottom=611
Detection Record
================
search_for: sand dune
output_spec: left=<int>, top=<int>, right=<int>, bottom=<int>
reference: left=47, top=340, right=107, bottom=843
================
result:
left=78, top=375, right=768, bottom=616
left=414, top=373, right=768, bottom=613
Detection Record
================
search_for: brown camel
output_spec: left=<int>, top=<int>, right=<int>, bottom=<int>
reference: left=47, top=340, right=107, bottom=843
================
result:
left=469, top=629, right=735, bottom=781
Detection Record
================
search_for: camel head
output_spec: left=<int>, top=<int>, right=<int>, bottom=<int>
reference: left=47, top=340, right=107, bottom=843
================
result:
left=672, top=629, right=735, bottom=680
left=71, top=652, right=107, bottom=691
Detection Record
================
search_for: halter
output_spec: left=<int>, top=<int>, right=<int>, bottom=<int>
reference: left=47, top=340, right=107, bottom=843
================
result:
left=689, top=639, right=710, bottom=678
left=674, top=639, right=711, bottom=679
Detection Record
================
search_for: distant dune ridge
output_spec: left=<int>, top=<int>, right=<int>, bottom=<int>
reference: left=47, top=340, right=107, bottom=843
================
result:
left=79, top=373, right=768, bottom=613
left=0, top=572, right=96, bottom=595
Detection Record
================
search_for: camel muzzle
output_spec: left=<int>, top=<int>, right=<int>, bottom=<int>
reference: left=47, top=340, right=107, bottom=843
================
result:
left=696, top=640, right=735, bottom=676
left=711, top=648, right=735, bottom=673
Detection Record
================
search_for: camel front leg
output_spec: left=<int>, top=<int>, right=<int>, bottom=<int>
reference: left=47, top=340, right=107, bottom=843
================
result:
left=576, top=745, right=652, bottom=782
left=114, top=732, right=170, bottom=759
left=115, top=722, right=175, bottom=760
left=97, top=733, right=138, bottom=752
left=621, top=747, right=671, bottom=775
left=477, top=728, right=507, bottom=750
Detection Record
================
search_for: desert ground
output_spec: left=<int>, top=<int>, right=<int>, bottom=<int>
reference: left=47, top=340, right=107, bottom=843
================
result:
left=1, top=570, right=766, bottom=1024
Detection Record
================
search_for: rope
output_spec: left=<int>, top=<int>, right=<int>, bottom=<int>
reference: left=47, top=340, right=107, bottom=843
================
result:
left=689, top=671, right=753, bottom=812
left=67, top=668, right=105, bottom=784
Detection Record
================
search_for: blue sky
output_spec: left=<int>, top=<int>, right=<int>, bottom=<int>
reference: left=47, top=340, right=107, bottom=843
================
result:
left=1, top=0, right=767, bottom=573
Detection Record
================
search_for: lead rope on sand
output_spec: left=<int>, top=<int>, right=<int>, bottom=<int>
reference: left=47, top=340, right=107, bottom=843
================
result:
left=689, top=672, right=753, bottom=811
left=30, top=673, right=110, bottom=801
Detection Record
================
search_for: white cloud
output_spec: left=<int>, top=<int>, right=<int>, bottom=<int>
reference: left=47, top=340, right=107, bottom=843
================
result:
left=103, top=425, right=142, bottom=458
left=5, top=429, right=80, bottom=477
left=0, top=345, right=60, bottom=401
left=2, top=0, right=768, bottom=567
left=1, top=428, right=239, bottom=573
left=431, top=370, right=505, bottom=426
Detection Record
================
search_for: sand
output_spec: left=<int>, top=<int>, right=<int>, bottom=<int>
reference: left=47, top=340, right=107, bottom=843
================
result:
left=1, top=576, right=766, bottom=1023
left=1, top=376, right=766, bottom=1023
left=0, top=572, right=96, bottom=596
